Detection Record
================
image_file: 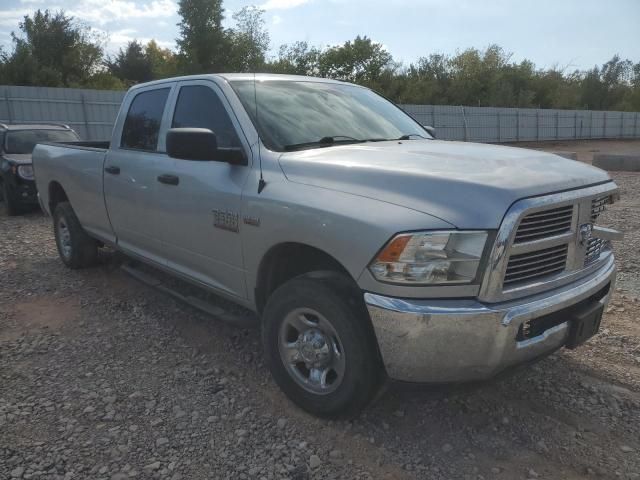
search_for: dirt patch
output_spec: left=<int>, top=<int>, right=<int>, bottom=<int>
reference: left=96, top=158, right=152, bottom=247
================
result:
left=0, top=296, right=80, bottom=341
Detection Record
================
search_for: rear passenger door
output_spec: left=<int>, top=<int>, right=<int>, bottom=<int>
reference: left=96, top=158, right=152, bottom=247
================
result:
left=104, top=84, right=174, bottom=265
left=154, top=80, right=251, bottom=299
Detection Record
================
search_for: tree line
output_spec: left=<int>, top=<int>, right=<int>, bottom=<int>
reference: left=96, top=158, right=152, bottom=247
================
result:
left=0, top=3, right=639, bottom=111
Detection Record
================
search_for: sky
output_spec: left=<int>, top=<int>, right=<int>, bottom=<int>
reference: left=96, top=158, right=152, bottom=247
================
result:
left=1, top=0, right=639, bottom=71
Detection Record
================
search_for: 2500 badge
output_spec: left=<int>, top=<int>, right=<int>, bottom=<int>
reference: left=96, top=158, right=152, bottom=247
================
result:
left=212, top=209, right=239, bottom=233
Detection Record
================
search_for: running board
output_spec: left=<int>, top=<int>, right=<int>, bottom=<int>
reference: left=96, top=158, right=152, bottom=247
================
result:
left=121, top=262, right=258, bottom=329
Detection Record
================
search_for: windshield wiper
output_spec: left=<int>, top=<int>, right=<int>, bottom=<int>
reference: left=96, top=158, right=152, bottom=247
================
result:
left=396, top=133, right=428, bottom=140
left=362, top=134, right=428, bottom=142
left=283, top=136, right=365, bottom=151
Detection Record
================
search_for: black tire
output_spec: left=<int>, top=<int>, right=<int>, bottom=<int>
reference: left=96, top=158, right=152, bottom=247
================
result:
left=53, top=201, right=99, bottom=269
left=0, top=180, right=20, bottom=216
left=262, top=272, right=382, bottom=418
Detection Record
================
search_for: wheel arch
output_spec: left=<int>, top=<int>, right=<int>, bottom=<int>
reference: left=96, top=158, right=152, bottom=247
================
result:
left=254, top=242, right=359, bottom=315
left=48, top=180, right=69, bottom=214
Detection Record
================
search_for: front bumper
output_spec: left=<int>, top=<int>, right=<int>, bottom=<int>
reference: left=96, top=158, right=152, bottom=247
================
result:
left=365, top=255, right=615, bottom=383
left=8, top=178, right=38, bottom=205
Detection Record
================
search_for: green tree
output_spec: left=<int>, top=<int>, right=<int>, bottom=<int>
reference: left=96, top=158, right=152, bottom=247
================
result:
left=269, top=41, right=321, bottom=75
left=318, top=35, right=393, bottom=85
left=176, top=0, right=228, bottom=73
left=106, top=40, right=153, bottom=85
left=0, top=9, right=104, bottom=87
left=227, top=6, right=270, bottom=72
left=146, top=40, right=179, bottom=79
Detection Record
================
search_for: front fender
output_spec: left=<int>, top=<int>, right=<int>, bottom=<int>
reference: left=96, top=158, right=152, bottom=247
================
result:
left=240, top=178, right=454, bottom=308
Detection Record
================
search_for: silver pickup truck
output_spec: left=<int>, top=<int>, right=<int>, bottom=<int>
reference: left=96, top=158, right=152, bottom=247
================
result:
left=33, top=74, right=622, bottom=417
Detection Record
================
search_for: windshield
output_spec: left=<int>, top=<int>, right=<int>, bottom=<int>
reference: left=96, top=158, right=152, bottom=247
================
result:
left=230, top=80, right=430, bottom=151
left=5, top=129, right=79, bottom=154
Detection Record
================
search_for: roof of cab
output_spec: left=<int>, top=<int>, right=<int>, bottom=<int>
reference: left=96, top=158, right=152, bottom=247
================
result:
left=128, top=73, right=354, bottom=91
left=0, top=123, right=72, bottom=131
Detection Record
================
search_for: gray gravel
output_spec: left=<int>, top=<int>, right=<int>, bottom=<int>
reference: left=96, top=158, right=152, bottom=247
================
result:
left=1, top=171, right=640, bottom=479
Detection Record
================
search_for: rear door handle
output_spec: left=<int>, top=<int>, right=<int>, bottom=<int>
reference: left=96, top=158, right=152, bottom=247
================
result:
left=157, top=174, right=179, bottom=186
left=104, top=165, right=120, bottom=175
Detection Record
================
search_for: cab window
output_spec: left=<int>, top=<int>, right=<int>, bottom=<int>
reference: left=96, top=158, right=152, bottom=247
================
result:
left=172, top=85, right=240, bottom=149
left=121, top=88, right=170, bottom=151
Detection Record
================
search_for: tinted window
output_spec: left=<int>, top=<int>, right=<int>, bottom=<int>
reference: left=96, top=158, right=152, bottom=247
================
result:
left=172, top=85, right=240, bottom=148
left=5, top=129, right=79, bottom=154
left=121, top=88, right=170, bottom=151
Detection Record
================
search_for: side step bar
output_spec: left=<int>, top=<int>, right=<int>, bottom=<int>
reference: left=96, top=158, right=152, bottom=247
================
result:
left=121, top=262, right=258, bottom=329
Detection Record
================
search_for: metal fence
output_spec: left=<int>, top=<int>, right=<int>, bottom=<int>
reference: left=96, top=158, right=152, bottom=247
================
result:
left=402, top=104, right=640, bottom=142
left=1, top=85, right=639, bottom=142
left=1, top=85, right=124, bottom=140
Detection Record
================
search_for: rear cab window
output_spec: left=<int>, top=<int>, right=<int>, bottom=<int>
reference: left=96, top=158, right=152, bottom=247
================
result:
left=121, top=88, right=171, bottom=151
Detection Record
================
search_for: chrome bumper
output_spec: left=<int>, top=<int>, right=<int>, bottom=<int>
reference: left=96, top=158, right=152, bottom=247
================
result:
left=365, top=255, right=616, bottom=383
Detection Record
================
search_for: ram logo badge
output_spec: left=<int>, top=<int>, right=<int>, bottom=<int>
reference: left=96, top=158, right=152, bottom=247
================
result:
left=578, top=223, right=593, bottom=246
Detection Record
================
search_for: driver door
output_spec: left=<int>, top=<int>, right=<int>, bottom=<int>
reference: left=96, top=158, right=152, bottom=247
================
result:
left=154, top=80, right=251, bottom=300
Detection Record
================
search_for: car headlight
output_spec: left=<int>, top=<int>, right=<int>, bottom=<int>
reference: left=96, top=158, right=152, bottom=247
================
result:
left=17, top=164, right=34, bottom=180
left=369, top=231, right=488, bottom=285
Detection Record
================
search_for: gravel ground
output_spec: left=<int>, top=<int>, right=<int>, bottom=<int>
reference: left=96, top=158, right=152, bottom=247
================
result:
left=1, top=172, right=639, bottom=480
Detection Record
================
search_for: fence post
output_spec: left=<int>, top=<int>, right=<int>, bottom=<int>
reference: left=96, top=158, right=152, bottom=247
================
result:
left=80, top=94, right=91, bottom=140
left=497, top=111, right=502, bottom=142
left=536, top=110, right=540, bottom=141
left=635, top=112, right=639, bottom=139
left=4, top=89, right=14, bottom=123
left=603, top=111, right=607, bottom=138
left=620, top=112, right=624, bottom=138
left=461, top=106, right=469, bottom=141
left=574, top=111, right=578, bottom=139
left=516, top=109, right=520, bottom=141
left=555, top=111, right=559, bottom=140
left=590, top=111, right=593, bottom=138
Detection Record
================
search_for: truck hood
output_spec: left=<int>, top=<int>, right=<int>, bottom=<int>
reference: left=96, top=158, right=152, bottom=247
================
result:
left=278, top=140, right=611, bottom=229
left=3, top=153, right=32, bottom=165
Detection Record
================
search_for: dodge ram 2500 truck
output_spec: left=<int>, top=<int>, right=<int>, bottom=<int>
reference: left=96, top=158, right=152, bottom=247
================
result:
left=33, top=74, right=622, bottom=417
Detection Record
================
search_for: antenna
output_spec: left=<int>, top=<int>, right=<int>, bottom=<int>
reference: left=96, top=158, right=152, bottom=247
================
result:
left=254, top=73, right=267, bottom=194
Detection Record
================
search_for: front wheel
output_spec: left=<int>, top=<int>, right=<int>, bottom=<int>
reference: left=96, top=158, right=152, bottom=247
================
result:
left=262, top=272, right=382, bottom=417
left=53, top=202, right=99, bottom=269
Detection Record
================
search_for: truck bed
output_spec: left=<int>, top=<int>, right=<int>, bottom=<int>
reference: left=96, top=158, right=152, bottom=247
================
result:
left=33, top=141, right=115, bottom=244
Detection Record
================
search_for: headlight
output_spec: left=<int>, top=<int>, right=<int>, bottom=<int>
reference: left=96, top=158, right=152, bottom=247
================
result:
left=17, top=165, right=34, bottom=180
left=369, top=231, right=488, bottom=285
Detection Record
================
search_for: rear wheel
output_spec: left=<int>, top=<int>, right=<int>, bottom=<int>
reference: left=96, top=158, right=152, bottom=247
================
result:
left=53, top=201, right=99, bottom=268
left=262, top=272, right=382, bottom=417
left=0, top=180, right=20, bottom=216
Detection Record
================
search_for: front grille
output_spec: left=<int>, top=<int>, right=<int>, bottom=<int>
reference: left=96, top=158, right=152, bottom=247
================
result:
left=504, top=244, right=568, bottom=286
left=513, top=205, right=573, bottom=243
left=591, top=195, right=609, bottom=221
left=585, top=237, right=605, bottom=265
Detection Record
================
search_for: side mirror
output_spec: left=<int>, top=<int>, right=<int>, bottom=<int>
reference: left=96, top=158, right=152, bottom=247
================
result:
left=167, top=128, right=218, bottom=161
left=423, top=125, right=436, bottom=138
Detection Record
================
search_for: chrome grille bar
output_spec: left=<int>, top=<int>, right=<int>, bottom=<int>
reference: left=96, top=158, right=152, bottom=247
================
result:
left=504, top=244, right=568, bottom=285
left=514, top=205, right=573, bottom=243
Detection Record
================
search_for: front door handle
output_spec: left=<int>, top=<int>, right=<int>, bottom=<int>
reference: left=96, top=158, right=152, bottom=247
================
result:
left=157, top=174, right=179, bottom=186
left=104, top=165, right=120, bottom=175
